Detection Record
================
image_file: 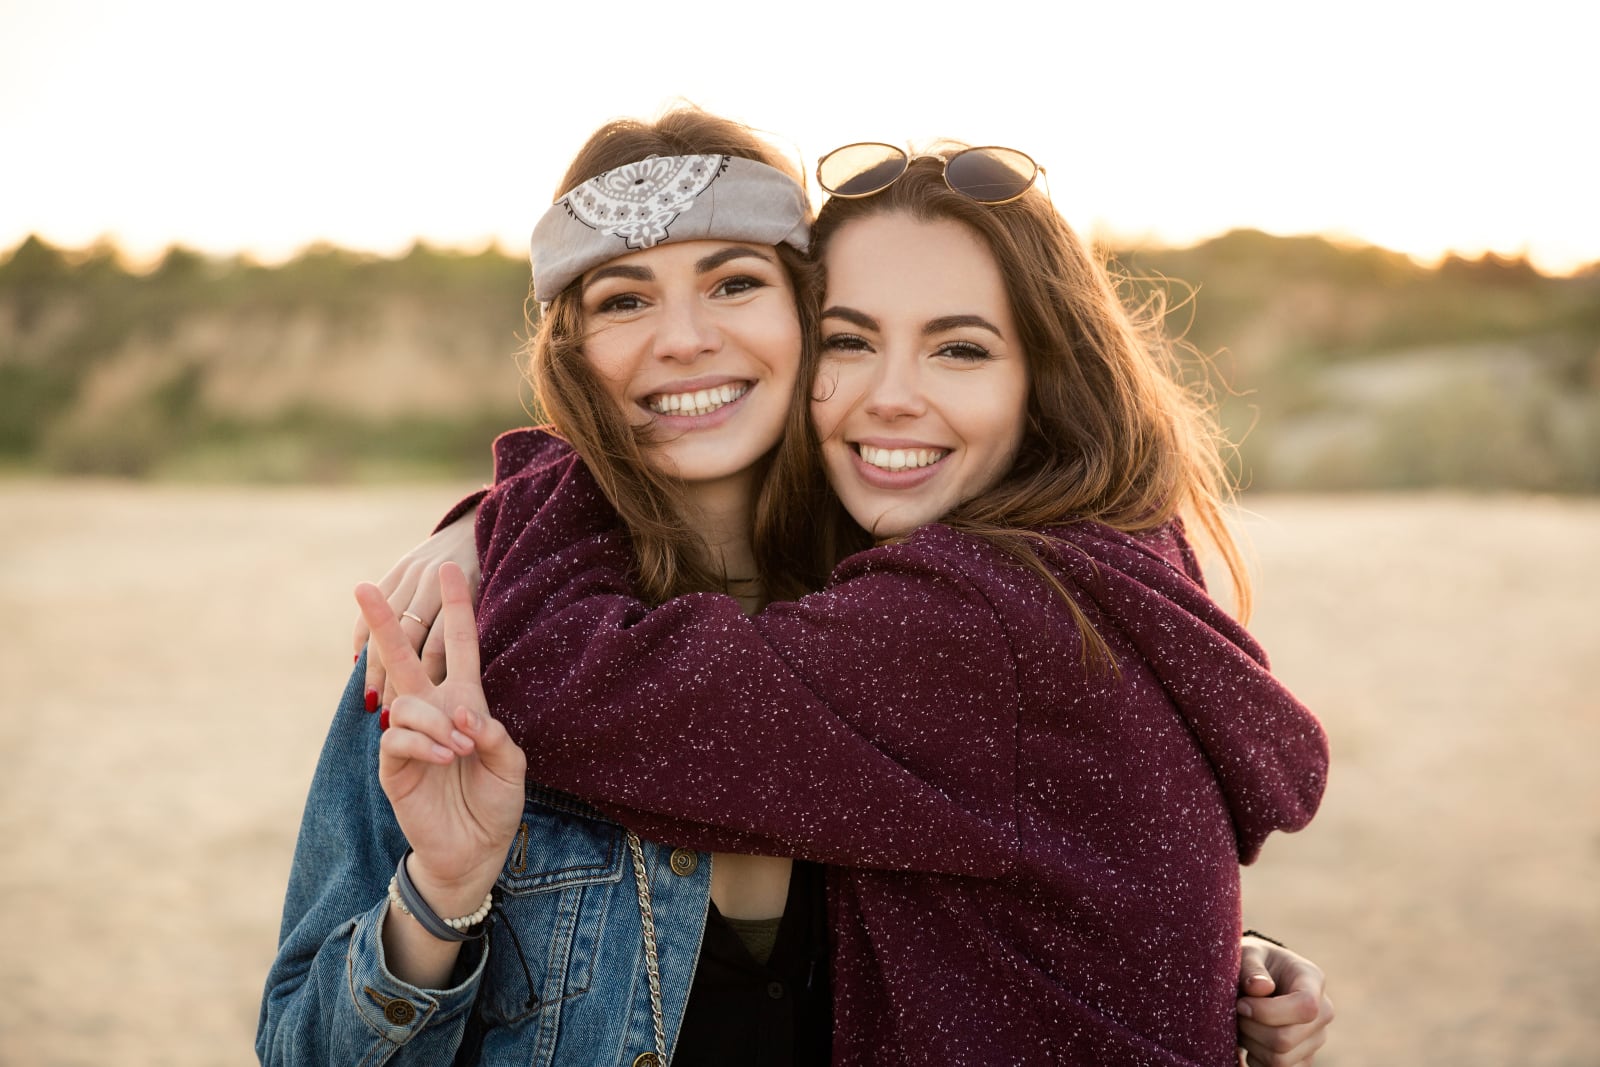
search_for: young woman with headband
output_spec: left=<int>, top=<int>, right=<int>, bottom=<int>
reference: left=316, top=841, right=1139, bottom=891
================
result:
left=335, top=118, right=1330, bottom=1063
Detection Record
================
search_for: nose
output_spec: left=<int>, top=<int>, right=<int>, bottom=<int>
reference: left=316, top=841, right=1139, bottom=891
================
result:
left=862, top=350, right=925, bottom=420
left=652, top=294, right=720, bottom=363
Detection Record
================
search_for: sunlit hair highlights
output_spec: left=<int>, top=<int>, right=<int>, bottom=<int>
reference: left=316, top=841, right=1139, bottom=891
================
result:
left=767, top=144, right=1250, bottom=665
left=525, top=105, right=818, bottom=603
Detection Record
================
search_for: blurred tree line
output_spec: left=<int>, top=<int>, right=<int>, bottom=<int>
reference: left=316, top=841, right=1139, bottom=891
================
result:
left=2, top=231, right=1597, bottom=490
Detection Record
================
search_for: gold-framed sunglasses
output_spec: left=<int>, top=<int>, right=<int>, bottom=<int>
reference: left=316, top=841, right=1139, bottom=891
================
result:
left=816, top=142, right=1046, bottom=205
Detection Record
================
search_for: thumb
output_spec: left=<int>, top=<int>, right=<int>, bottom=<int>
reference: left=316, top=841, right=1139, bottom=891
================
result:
left=1238, top=942, right=1276, bottom=996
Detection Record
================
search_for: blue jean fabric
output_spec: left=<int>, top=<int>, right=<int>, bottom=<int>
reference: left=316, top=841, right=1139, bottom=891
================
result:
left=257, top=655, right=711, bottom=1066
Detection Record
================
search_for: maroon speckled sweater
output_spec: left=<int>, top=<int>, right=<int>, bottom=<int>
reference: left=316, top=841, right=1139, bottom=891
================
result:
left=469, top=429, right=1328, bottom=1066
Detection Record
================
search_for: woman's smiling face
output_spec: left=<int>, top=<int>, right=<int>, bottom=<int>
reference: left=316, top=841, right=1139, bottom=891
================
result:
left=811, top=212, right=1030, bottom=538
left=579, top=239, right=801, bottom=490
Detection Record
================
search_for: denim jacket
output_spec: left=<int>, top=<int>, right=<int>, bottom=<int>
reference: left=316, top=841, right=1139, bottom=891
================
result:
left=257, top=655, right=712, bottom=1066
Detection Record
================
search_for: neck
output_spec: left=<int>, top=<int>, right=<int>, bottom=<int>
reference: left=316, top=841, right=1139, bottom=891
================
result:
left=682, top=472, right=762, bottom=610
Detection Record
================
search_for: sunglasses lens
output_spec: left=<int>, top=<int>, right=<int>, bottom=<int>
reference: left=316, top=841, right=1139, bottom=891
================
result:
left=818, top=142, right=909, bottom=197
left=945, top=147, right=1037, bottom=203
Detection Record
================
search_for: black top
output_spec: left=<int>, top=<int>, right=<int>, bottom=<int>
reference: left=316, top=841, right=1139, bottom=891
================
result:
left=671, top=860, right=832, bottom=1066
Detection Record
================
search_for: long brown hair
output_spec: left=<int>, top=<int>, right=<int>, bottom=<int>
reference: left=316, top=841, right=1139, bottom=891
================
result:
left=764, top=147, right=1250, bottom=661
left=526, top=105, right=817, bottom=602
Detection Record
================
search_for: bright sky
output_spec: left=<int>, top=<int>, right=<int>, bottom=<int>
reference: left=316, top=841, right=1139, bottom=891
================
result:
left=3, top=0, right=1596, bottom=274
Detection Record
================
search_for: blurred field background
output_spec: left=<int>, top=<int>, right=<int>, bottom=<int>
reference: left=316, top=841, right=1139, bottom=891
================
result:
left=1, top=234, right=1598, bottom=1065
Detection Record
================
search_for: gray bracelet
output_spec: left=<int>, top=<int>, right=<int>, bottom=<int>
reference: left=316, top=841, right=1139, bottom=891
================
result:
left=388, top=849, right=492, bottom=943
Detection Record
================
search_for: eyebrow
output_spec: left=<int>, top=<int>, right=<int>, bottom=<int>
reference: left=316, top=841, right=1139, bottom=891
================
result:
left=695, top=245, right=775, bottom=272
left=584, top=245, right=775, bottom=288
left=585, top=263, right=653, bottom=285
left=821, top=306, right=1005, bottom=339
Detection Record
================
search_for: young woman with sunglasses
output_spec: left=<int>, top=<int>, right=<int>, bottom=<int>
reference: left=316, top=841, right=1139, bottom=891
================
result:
left=347, top=127, right=1330, bottom=1064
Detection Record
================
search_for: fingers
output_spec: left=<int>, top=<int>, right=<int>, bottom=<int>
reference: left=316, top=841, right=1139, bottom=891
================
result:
left=1239, top=987, right=1320, bottom=1028
left=354, top=581, right=434, bottom=697
left=379, top=696, right=478, bottom=766
left=354, top=553, right=421, bottom=654
left=1240, top=1011, right=1330, bottom=1066
left=1238, top=988, right=1334, bottom=1066
left=437, top=563, right=482, bottom=682
left=377, top=574, right=443, bottom=707
left=452, top=700, right=525, bottom=782
left=419, top=625, right=448, bottom=686
left=1238, top=941, right=1276, bottom=997
left=366, top=656, right=388, bottom=714
left=1242, top=945, right=1326, bottom=1027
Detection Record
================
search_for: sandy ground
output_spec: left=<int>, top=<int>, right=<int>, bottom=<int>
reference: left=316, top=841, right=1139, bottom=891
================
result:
left=0, top=481, right=1596, bottom=1066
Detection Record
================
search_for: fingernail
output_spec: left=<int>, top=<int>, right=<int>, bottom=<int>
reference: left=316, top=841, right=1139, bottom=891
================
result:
left=1236, top=999, right=1253, bottom=1018
left=353, top=652, right=359, bottom=664
left=364, top=688, right=379, bottom=713
left=430, top=743, right=452, bottom=760
left=465, top=712, right=482, bottom=732
left=378, top=707, right=390, bottom=731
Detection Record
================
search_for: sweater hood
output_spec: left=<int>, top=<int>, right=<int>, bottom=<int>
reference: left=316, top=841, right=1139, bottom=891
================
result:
left=1034, top=520, right=1328, bottom=863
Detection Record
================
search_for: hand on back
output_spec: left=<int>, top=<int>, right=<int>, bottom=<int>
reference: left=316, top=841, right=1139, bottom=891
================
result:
left=353, top=511, right=481, bottom=710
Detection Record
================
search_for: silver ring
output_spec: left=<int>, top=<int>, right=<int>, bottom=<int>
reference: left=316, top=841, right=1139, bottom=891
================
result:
left=399, top=611, right=427, bottom=626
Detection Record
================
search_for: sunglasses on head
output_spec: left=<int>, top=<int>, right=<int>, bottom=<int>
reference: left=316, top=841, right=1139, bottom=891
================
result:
left=816, top=142, right=1046, bottom=205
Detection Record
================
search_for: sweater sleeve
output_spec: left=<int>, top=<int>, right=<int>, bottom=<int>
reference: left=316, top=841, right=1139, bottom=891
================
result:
left=429, top=426, right=565, bottom=534
left=474, top=454, right=1023, bottom=877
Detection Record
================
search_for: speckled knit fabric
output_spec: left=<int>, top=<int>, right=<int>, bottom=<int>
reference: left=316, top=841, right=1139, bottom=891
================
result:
left=472, top=428, right=1328, bottom=1066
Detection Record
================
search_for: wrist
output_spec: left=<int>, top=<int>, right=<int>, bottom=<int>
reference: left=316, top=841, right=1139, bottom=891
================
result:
left=390, top=851, right=494, bottom=943
left=402, top=852, right=501, bottom=920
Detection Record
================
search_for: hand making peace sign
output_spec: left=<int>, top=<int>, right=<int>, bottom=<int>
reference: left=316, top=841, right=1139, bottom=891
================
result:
left=354, top=562, right=525, bottom=900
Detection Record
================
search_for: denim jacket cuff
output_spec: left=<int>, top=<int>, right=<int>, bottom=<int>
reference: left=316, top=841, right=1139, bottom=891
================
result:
left=346, top=897, right=488, bottom=1043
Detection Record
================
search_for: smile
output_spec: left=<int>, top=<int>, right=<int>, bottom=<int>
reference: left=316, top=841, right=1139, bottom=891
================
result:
left=856, top=444, right=949, bottom=472
left=646, top=383, right=751, bottom=417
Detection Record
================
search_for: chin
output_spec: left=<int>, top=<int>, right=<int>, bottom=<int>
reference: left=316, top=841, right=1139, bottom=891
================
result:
left=846, top=502, right=928, bottom=541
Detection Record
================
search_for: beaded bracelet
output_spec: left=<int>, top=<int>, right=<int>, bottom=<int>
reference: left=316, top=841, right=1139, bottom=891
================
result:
left=388, top=849, right=493, bottom=943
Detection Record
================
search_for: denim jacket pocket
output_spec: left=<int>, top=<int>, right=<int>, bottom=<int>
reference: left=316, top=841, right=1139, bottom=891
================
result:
left=477, top=786, right=626, bottom=1026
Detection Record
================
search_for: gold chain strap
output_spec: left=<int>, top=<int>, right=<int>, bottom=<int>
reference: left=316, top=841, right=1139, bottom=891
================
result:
left=626, top=830, right=668, bottom=1064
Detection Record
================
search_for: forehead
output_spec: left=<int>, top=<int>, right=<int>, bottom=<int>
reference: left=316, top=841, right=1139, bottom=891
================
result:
left=823, top=214, right=1007, bottom=314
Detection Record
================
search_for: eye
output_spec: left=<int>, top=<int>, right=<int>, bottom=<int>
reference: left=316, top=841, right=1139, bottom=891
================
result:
left=936, top=340, right=992, bottom=362
left=713, top=274, right=767, bottom=298
left=822, top=332, right=872, bottom=354
left=593, top=292, right=646, bottom=315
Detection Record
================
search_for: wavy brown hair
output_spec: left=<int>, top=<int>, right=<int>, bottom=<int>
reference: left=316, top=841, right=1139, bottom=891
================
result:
left=526, top=105, right=818, bottom=603
left=763, top=148, right=1250, bottom=663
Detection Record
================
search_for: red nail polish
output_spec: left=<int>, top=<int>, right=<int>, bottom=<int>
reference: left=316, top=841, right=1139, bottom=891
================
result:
left=379, top=707, right=390, bottom=731
left=353, top=652, right=359, bottom=664
left=365, top=688, right=379, bottom=713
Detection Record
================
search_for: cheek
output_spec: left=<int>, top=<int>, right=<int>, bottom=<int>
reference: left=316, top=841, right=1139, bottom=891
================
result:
left=580, top=333, right=632, bottom=389
left=808, top=361, right=858, bottom=442
left=972, top=384, right=1030, bottom=472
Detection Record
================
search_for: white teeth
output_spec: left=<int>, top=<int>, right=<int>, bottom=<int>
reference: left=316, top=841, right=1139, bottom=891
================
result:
left=858, top=444, right=947, bottom=471
left=647, top=383, right=749, bottom=417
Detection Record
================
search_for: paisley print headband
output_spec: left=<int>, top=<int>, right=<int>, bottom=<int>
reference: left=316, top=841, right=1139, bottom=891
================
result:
left=530, top=154, right=811, bottom=302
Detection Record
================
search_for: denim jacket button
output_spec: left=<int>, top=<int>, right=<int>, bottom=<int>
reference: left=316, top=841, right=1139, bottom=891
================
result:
left=383, top=999, right=417, bottom=1026
left=668, top=848, right=699, bottom=877
left=631, top=1054, right=661, bottom=1067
